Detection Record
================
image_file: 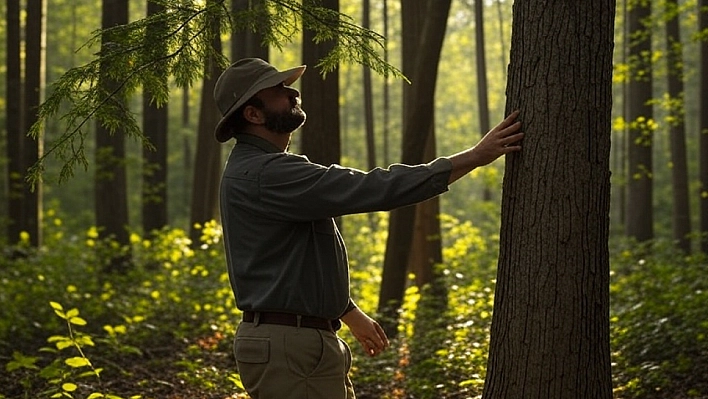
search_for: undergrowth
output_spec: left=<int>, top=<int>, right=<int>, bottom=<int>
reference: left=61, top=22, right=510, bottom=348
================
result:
left=1, top=211, right=707, bottom=398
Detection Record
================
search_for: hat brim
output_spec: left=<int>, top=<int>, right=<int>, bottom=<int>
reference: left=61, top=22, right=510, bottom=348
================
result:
left=214, top=65, right=306, bottom=143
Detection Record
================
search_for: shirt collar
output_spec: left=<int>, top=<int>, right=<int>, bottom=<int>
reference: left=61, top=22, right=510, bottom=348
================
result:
left=234, top=133, right=283, bottom=154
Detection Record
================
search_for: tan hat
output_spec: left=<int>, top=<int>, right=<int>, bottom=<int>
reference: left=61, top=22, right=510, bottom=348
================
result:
left=213, top=58, right=306, bottom=142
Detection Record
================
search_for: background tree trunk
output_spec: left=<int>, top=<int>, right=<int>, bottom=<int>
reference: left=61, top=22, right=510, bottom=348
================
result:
left=625, top=0, right=654, bottom=243
left=482, top=1, right=614, bottom=397
left=377, top=0, right=451, bottom=336
left=142, top=0, right=169, bottom=234
left=362, top=0, right=376, bottom=171
left=96, top=0, right=130, bottom=272
left=21, top=0, right=46, bottom=247
left=406, top=0, right=442, bottom=290
left=6, top=0, right=24, bottom=245
left=300, top=0, right=341, bottom=166
left=474, top=0, right=492, bottom=201
left=699, top=0, right=708, bottom=254
left=189, top=7, right=223, bottom=246
left=382, top=0, right=390, bottom=166
left=664, top=0, right=691, bottom=253
left=231, top=0, right=269, bottom=61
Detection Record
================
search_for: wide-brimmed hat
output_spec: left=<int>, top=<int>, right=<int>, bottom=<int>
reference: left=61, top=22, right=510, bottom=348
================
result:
left=213, top=58, right=306, bottom=142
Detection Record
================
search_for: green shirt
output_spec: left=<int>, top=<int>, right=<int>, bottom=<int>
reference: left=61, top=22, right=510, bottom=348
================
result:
left=220, top=133, right=452, bottom=320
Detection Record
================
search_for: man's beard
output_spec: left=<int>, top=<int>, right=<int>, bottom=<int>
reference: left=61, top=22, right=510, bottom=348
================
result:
left=263, top=106, right=306, bottom=134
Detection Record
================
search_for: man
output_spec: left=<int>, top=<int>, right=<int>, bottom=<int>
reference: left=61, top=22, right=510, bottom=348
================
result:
left=214, top=58, right=523, bottom=399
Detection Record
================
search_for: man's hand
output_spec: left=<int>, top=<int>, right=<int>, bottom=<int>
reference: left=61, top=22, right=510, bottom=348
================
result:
left=447, top=110, right=524, bottom=184
left=340, top=308, right=389, bottom=357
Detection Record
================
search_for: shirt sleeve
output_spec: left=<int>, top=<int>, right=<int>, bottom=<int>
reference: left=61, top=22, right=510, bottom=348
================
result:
left=256, top=154, right=453, bottom=221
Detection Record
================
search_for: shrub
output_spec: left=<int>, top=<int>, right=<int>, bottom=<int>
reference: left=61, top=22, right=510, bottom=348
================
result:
left=610, top=239, right=708, bottom=398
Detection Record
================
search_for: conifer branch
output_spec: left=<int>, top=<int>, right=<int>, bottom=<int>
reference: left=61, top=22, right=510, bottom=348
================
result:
left=27, top=0, right=402, bottom=186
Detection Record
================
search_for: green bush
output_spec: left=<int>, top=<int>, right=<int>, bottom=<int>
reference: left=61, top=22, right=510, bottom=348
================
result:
left=0, top=217, right=245, bottom=398
left=610, top=239, right=708, bottom=399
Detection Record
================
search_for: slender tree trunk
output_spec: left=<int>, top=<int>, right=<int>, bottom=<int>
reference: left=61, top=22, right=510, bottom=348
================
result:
left=182, top=85, right=192, bottom=220
left=142, top=0, right=169, bottom=234
left=665, top=0, right=691, bottom=253
left=96, top=0, right=131, bottom=272
left=363, top=0, right=376, bottom=171
left=474, top=0, right=492, bottom=201
left=189, top=6, right=223, bottom=245
left=495, top=0, right=507, bottom=80
left=21, top=0, right=46, bottom=247
left=699, top=0, right=708, bottom=254
left=406, top=0, right=442, bottom=290
left=300, top=0, right=340, bottom=166
left=6, top=0, right=24, bottom=245
left=625, top=0, right=653, bottom=242
left=382, top=0, right=390, bottom=166
left=482, top=1, right=614, bottom=397
left=378, top=0, right=451, bottom=336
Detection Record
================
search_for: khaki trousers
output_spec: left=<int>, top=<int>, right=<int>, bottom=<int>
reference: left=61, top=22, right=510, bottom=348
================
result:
left=234, top=321, right=355, bottom=399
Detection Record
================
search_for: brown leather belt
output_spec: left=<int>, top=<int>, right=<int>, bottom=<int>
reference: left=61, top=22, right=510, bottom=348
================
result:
left=242, top=311, right=339, bottom=332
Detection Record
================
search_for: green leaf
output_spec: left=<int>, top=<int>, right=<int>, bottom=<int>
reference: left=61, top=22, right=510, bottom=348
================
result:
left=62, top=383, right=78, bottom=392
left=87, top=394, right=104, bottom=399
left=66, top=308, right=80, bottom=319
left=56, top=340, right=74, bottom=351
left=5, top=352, right=39, bottom=372
left=50, top=302, right=64, bottom=311
left=64, top=357, right=91, bottom=368
left=69, top=317, right=87, bottom=326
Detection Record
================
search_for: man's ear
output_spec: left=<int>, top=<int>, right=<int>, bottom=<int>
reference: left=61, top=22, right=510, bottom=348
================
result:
left=243, top=105, right=264, bottom=125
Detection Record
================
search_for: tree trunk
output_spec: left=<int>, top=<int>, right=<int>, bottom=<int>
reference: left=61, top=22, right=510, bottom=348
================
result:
left=474, top=0, right=492, bottom=201
left=382, top=0, right=390, bottom=166
left=405, top=0, right=442, bottom=290
left=699, top=0, right=708, bottom=254
left=96, top=0, right=131, bottom=273
left=20, top=0, right=46, bottom=247
left=625, top=0, right=653, bottom=242
left=482, top=1, right=614, bottom=397
left=189, top=7, right=223, bottom=246
left=495, top=0, right=508, bottom=80
left=6, top=0, right=24, bottom=245
left=410, top=133, right=442, bottom=289
left=142, top=0, right=169, bottom=234
left=378, top=0, right=451, bottom=336
left=231, top=0, right=269, bottom=61
left=362, top=0, right=376, bottom=171
left=300, top=0, right=341, bottom=166
left=665, top=0, right=691, bottom=253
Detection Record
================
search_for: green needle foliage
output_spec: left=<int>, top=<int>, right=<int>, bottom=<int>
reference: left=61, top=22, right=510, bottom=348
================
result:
left=27, top=0, right=404, bottom=187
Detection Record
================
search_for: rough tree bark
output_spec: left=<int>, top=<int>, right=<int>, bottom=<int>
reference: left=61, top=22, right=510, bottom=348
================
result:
left=482, top=1, right=615, bottom=397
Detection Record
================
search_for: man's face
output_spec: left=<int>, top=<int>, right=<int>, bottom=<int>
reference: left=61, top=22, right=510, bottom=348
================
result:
left=255, top=83, right=306, bottom=134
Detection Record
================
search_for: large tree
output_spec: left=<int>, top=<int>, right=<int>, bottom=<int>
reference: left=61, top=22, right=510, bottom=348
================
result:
left=482, top=1, right=615, bottom=397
